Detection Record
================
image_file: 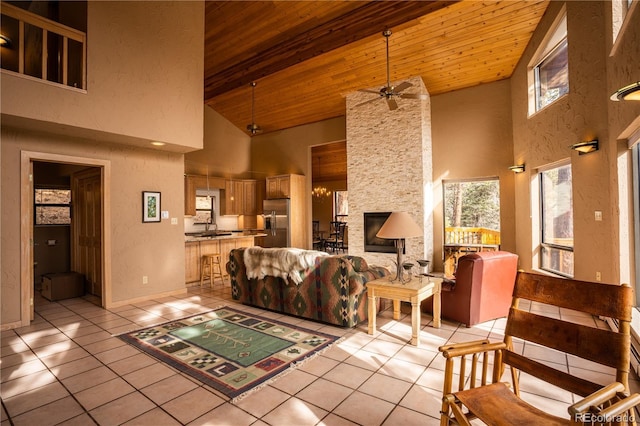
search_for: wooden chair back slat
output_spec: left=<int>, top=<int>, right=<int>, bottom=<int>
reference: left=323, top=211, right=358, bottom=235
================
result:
left=503, top=351, right=602, bottom=397
left=513, top=272, right=633, bottom=320
left=505, top=309, right=629, bottom=370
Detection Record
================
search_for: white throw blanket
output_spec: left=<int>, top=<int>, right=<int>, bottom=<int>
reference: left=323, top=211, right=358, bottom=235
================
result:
left=243, top=247, right=329, bottom=285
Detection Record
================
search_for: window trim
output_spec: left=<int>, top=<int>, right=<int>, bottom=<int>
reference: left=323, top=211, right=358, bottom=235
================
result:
left=34, top=187, right=72, bottom=226
left=538, top=162, right=574, bottom=277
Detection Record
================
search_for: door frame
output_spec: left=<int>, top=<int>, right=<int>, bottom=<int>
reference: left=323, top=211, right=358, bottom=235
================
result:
left=20, top=151, right=111, bottom=326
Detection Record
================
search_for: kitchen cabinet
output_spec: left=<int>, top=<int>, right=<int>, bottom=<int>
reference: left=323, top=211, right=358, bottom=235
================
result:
left=221, top=179, right=258, bottom=216
left=185, top=235, right=257, bottom=284
left=266, top=175, right=291, bottom=199
left=184, top=175, right=225, bottom=216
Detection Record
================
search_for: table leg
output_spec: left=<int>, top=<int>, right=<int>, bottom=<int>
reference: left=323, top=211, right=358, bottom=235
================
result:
left=411, top=297, right=420, bottom=346
left=433, top=281, right=442, bottom=329
left=368, top=290, right=376, bottom=335
left=392, top=299, right=400, bottom=320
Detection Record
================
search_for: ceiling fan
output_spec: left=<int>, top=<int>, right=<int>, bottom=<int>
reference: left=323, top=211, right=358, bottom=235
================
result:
left=358, top=29, right=427, bottom=111
left=246, top=81, right=262, bottom=135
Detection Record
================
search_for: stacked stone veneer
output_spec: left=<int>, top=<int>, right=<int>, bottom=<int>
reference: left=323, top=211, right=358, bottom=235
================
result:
left=346, top=76, right=433, bottom=271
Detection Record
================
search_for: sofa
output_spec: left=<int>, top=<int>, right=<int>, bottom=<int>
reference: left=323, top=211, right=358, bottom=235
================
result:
left=226, top=247, right=390, bottom=327
left=422, top=250, right=518, bottom=327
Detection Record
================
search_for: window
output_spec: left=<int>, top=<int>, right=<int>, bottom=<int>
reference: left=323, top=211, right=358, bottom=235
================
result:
left=529, top=12, right=568, bottom=114
left=35, top=188, right=71, bottom=225
left=612, top=0, right=637, bottom=43
left=443, top=179, right=501, bottom=243
left=194, top=195, right=215, bottom=224
left=333, top=190, right=348, bottom=221
left=540, top=164, right=574, bottom=277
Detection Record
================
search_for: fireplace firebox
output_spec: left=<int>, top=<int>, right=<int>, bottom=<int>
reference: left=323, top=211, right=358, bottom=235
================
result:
left=364, top=212, right=404, bottom=254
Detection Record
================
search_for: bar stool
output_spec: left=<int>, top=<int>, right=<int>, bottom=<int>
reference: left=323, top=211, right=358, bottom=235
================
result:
left=200, top=253, right=226, bottom=288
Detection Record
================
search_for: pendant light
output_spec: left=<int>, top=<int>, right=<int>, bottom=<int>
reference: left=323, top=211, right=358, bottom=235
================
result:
left=246, top=81, right=262, bottom=135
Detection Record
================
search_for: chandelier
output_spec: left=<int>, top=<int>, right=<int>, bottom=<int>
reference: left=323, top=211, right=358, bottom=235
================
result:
left=312, top=186, right=332, bottom=198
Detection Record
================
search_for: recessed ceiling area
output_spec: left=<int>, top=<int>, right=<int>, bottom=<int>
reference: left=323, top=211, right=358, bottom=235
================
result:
left=204, top=0, right=550, bottom=135
left=312, top=141, right=347, bottom=183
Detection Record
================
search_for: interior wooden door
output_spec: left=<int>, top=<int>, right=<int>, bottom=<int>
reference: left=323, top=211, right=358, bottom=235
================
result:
left=72, top=168, right=102, bottom=299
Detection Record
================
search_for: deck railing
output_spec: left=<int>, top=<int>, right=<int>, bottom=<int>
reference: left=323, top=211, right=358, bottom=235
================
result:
left=445, top=226, right=501, bottom=246
left=1, top=2, right=86, bottom=89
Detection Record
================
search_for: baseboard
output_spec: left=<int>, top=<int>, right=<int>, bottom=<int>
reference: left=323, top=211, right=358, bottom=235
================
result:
left=106, top=288, right=188, bottom=309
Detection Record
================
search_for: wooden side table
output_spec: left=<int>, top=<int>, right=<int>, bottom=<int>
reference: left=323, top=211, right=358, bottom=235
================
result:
left=367, top=275, right=442, bottom=346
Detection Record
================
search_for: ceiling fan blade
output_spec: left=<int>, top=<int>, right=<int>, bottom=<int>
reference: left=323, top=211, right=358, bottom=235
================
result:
left=359, top=88, right=383, bottom=95
left=394, top=81, right=413, bottom=93
left=399, top=92, right=428, bottom=100
left=387, top=97, right=398, bottom=111
left=355, top=96, right=382, bottom=108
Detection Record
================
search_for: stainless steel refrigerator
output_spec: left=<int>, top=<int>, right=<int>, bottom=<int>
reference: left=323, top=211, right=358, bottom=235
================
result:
left=262, top=198, right=290, bottom=247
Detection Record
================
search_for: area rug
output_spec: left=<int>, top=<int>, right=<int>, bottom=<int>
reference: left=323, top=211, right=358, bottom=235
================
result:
left=117, top=306, right=340, bottom=401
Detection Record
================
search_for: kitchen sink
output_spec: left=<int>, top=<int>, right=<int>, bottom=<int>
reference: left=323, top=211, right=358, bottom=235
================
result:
left=185, top=231, right=232, bottom=237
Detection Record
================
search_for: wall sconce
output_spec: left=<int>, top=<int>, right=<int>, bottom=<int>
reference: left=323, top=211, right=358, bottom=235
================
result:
left=610, top=82, right=640, bottom=101
left=0, top=35, right=11, bottom=48
left=570, top=139, right=599, bottom=155
left=509, top=164, right=525, bottom=173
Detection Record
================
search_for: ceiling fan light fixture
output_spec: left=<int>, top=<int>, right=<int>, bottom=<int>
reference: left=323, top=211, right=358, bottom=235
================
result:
left=246, top=81, right=262, bottom=135
left=610, top=82, right=640, bottom=101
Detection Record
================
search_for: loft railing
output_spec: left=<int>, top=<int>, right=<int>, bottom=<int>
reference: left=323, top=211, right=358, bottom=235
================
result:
left=445, top=226, right=501, bottom=246
left=1, top=2, right=86, bottom=89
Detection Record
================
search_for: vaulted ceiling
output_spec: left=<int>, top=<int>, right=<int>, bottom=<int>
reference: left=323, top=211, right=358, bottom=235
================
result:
left=204, top=0, right=550, bottom=136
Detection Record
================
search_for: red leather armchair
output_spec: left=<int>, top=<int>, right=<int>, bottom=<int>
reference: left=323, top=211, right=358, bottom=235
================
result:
left=423, top=251, right=518, bottom=327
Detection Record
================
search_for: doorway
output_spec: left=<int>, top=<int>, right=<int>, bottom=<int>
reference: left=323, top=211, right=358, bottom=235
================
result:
left=20, top=151, right=111, bottom=326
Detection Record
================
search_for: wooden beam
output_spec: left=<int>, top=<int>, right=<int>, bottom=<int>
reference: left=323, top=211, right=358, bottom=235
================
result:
left=204, top=0, right=457, bottom=101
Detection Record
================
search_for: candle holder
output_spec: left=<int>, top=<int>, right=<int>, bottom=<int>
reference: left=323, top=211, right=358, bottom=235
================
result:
left=401, top=262, right=414, bottom=284
left=416, top=259, right=430, bottom=283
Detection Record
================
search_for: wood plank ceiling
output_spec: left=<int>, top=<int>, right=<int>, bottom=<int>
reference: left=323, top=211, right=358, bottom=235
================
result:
left=204, top=0, right=550, bottom=136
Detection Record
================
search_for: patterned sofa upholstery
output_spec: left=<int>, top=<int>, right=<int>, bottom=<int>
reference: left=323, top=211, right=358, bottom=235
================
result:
left=226, top=247, right=390, bottom=327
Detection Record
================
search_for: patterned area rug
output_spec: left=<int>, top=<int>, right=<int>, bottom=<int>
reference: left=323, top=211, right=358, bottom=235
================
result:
left=117, top=306, right=340, bottom=401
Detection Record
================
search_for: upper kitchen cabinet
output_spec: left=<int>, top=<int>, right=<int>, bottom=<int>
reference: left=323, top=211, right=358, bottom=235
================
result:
left=221, top=179, right=258, bottom=215
left=184, top=175, right=225, bottom=216
left=267, top=174, right=298, bottom=199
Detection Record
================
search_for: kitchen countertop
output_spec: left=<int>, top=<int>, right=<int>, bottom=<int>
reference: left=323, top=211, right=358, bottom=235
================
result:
left=185, top=231, right=266, bottom=243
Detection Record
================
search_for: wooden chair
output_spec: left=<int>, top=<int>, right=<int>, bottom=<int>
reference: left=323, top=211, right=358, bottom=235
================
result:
left=312, top=220, right=324, bottom=251
left=325, top=221, right=346, bottom=253
left=439, top=271, right=640, bottom=426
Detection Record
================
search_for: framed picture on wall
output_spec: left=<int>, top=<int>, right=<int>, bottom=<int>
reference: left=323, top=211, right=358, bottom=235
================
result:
left=142, top=191, right=161, bottom=223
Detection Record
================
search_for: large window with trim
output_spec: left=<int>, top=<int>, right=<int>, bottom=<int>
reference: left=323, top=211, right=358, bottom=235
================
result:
left=529, top=11, right=568, bottom=114
left=35, top=187, right=71, bottom=225
left=540, top=164, right=574, bottom=277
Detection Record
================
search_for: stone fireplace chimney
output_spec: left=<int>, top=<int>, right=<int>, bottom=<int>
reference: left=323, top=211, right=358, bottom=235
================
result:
left=345, top=76, right=433, bottom=271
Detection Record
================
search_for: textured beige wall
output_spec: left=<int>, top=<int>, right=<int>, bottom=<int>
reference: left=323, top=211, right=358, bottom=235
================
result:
left=185, top=106, right=251, bottom=178
left=510, top=1, right=640, bottom=283
left=1, top=127, right=187, bottom=324
left=346, top=76, right=432, bottom=270
left=0, top=1, right=204, bottom=152
left=431, top=79, right=516, bottom=272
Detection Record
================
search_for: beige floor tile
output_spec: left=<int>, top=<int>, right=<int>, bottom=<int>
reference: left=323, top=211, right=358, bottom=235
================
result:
left=10, top=396, right=84, bottom=426
left=3, top=381, right=69, bottom=417
left=398, top=384, right=443, bottom=416
left=83, top=336, right=126, bottom=354
left=61, top=366, right=118, bottom=393
left=383, top=406, right=440, bottom=426
left=359, top=372, right=413, bottom=404
left=269, top=368, right=317, bottom=395
left=298, top=354, right=340, bottom=377
left=54, top=412, right=94, bottom=425
left=0, top=358, right=47, bottom=383
left=333, top=390, right=395, bottom=425
left=94, top=344, right=141, bottom=364
left=234, top=385, right=290, bottom=418
left=56, top=320, right=96, bottom=334
left=188, top=401, right=258, bottom=426
left=122, top=407, right=181, bottom=425
left=161, top=387, right=225, bottom=424
left=123, top=361, right=177, bottom=389
left=31, top=340, right=80, bottom=358
left=39, top=347, right=91, bottom=368
left=379, top=357, right=426, bottom=383
left=0, top=352, right=38, bottom=369
left=262, top=397, right=328, bottom=426
left=74, top=377, right=136, bottom=411
left=72, top=330, right=113, bottom=346
left=89, top=391, right=156, bottom=425
left=321, top=361, right=373, bottom=389
left=49, top=355, right=102, bottom=380
left=108, top=352, right=157, bottom=375
left=1, top=370, right=58, bottom=399
left=318, top=413, right=359, bottom=425
left=361, top=338, right=404, bottom=357
left=343, top=348, right=390, bottom=371
left=296, top=378, right=353, bottom=411
left=140, top=374, right=199, bottom=405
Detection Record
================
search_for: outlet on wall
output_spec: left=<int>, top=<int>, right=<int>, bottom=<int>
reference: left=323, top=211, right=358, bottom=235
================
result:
left=142, top=276, right=148, bottom=285
left=596, top=271, right=601, bottom=282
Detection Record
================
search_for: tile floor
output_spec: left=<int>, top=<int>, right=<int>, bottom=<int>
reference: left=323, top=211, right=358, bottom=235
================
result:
left=2, top=281, right=638, bottom=425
